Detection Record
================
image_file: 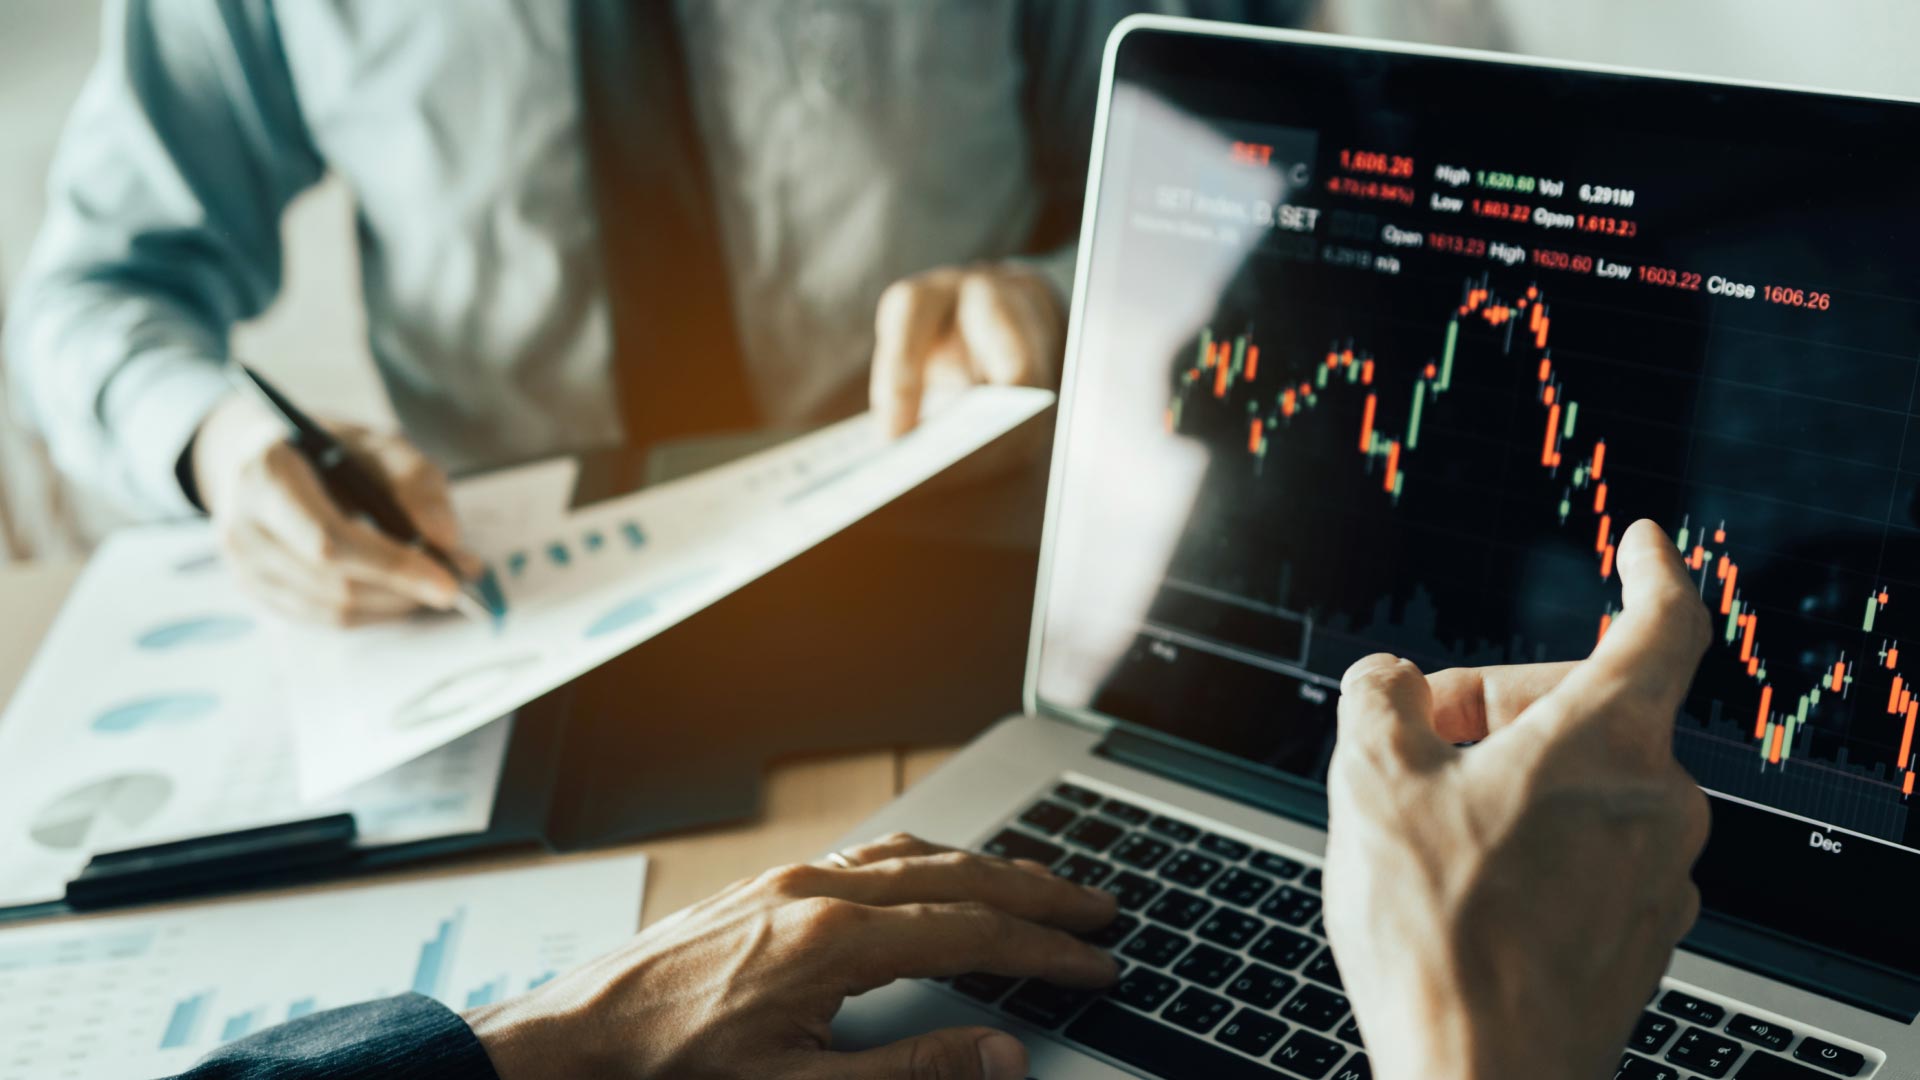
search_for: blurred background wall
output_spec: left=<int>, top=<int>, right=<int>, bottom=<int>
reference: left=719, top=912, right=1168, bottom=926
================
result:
left=0, top=0, right=1914, bottom=562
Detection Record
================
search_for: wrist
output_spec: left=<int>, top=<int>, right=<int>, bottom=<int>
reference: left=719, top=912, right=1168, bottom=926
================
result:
left=189, top=391, right=277, bottom=518
left=464, top=993, right=596, bottom=1080
left=1382, top=990, right=1588, bottom=1080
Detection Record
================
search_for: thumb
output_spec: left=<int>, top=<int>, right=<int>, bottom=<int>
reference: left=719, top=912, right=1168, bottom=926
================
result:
left=1335, top=653, right=1454, bottom=773
left=818, top=1026, right=1028, bottom=1080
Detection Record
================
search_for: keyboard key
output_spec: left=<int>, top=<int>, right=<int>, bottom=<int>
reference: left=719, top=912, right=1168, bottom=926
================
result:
left=1173, top=943, right=1242, bottom=988
left=1657, top=990, right=1726, bottom=1028
left=1629, top=1011, right=1680, bottom=1054
left=1149, top=815, right=1200, bottom=843
left=1791, top=1037, right=1865, bottom=1076
left=1259, top=886, right=1323, bottom=926
left=1201, top=833, right=1252, bottom=860
left=1335, top=1017, right=1364, bottom=1047
left=1146, top=888, right=1213, bottom=930
left=1303, top=948, right=1343, bottom=990
left=1101, top=798, right=1151, bottom=825
left=1724, top=1014, right=1792, bottom=1052
left=1220, top=1009, right=1289, bottom=1057
left=1198, top=909, right=1265, bottom=949
left=1064, top=816, right=1125, bottom=853
left=1226, top=964, right=1298, bottom=1009
left=1054, top=782, right=1102, bottom=808
left=1054, top=853, right=1115, bottom=887
left=1310, top=916, right=1325, bottom=937
left=1666, top=1026, right=1742, bottom=1078
left=1250, top=926, right=1318, bottom=969
left=1251, top=851, right=1305, bottom=879
left=1080, top=913, right=1138, bottom=949
left=1273, top=1029, right=1345, bottom=1078
left=1280, top=985, right=1350, bottom=1032
left=983, top=829, right=1064, bottom=866
left=1002, top=980, right=1093, bottom=1028
left=1113, top=834, right=1174, bottom=870
left=1018, top=800, right=1077, bottom=835
left=1120, top=925, right=1191, bottom=968
left=1300, top=868, right=1323, bottom=891
left=1740, top=1050, right=1849, bottom=1079
left=1616, top=1053, right=1681, bottom=1080
left=1110, top=967, right=1179, bottom=1012
left=1331, top=1053, right=1371, bottom=1080
left=1065, top=1000, right=1288, bottom=1080
left=1163, top=986, right=1234, bottom=1035
left=1161, top=849, right=1225, bottom=889
left=951, top=972, right=1018, bottom=1003
left=1100, top=870, right=1163, bottom=911
left=1209, top=867, right=1278, bottom=907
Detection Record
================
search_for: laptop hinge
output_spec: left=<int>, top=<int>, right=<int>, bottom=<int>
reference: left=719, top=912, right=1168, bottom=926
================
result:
left=1684, top=913, right=1920, bottom=1024
left=1096, top=726, right=1328, bottom=829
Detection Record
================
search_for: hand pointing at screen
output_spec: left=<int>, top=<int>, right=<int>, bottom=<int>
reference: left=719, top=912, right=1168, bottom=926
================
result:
left=1325, top=519, right=1713, bottom=1080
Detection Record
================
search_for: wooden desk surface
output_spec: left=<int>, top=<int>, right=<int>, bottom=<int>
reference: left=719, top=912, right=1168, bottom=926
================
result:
left=0, top=558, right=959, bottom=929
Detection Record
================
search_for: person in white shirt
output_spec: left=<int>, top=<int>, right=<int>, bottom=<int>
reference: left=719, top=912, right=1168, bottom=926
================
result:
left=7, top=0, right=1307, bottom=623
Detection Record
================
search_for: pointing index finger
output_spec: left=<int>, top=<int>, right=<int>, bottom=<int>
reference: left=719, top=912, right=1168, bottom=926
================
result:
left=1547, top=519, right=1711, bottom=720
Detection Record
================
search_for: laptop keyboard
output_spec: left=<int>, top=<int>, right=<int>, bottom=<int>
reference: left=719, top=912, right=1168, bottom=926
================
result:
left=938, top=777, right=1882, bottom=1080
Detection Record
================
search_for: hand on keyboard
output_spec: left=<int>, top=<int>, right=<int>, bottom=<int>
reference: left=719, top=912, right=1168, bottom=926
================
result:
left=1324, top=519, right=1712, bottom=1080
left=465, top=832, right=1117, bottom=1080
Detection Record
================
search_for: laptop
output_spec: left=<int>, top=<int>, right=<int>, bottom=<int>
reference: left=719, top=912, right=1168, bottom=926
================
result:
left=833, top=15, right=1920, bottom=1079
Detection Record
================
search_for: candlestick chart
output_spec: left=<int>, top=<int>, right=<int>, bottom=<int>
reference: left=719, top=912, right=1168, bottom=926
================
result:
left=1160, top=272, right=1919, bottom=842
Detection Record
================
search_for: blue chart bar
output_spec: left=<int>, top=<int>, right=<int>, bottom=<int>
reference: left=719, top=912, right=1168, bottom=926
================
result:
left=547, top=542, right=571, bottom=567
left=218, top=1009, right=257, bottom=1044
left=410, top=909, right=466, bottom=999
left=286, top=997, right=318, bottom=1021
left=528, top=971, right=556, bottom=990
left=621, top=521, right=645, bottom=549
left=159, top=991, right=211, bottom=1050
left=463, top=975, right=507, bottom=1008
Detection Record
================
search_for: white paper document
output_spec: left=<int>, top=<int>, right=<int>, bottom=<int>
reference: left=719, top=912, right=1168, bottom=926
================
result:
left=0, top=856, right=645, bottom=1080
left=286, top=386, right=1055, bottom=797
left=0, top=525, right=511, bottom=908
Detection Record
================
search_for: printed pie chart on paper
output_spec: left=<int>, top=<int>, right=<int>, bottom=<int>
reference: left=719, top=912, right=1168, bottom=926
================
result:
left=28, top=772, right=173, bottom=852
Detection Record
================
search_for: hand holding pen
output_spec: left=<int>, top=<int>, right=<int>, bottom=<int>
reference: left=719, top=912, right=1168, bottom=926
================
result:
left=188, top=364, right=492, bottom=626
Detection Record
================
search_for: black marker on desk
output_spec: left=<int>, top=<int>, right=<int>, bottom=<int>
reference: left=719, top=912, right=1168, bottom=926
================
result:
left=227, top=362, right=499, bottom=624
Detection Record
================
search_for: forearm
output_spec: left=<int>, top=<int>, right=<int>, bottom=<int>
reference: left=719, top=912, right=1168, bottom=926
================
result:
left=5, top=278, right=234, bottom=517
left=164, top=994, right=498, bottom=1080
left=6, top=0, right=322, bottom=515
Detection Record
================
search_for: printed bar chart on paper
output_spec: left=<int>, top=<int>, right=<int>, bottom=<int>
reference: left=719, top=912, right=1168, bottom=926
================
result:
left=0, top=857, right=645, bottom=1080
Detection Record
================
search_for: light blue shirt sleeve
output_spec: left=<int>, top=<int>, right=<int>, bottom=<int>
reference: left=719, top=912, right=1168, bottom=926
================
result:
left=4, top=0, right=324, bottom=518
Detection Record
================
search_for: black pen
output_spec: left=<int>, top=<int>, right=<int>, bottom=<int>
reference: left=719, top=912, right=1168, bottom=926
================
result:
left=227, top=362, right=496, bottom=623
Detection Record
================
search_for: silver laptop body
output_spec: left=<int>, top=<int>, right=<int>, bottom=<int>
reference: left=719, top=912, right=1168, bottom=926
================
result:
left=836, top=15, right=1920, bottom=1078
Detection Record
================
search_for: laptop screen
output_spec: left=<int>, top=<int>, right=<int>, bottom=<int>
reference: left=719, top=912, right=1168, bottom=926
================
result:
left=1036, top=22, right=1920, bottom=975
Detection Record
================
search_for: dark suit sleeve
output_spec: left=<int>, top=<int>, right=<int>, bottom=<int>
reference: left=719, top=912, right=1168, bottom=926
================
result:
left=160, top=994, right=499, bottom=1080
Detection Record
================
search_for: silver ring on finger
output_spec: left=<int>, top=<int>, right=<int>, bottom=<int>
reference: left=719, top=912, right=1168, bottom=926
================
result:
left=825, top=850, right=857, bottom=870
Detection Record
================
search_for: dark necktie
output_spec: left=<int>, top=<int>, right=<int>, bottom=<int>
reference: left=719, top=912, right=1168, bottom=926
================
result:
left=570, top=0, right=760, bottom=451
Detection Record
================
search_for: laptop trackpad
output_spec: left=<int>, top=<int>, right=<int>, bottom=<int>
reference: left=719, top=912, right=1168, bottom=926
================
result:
left=834, top=980, right=1138, bottom=1078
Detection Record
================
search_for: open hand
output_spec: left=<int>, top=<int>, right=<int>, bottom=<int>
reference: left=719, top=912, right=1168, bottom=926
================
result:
left=869, top=263, right=1065, bottom=437
left=465, top=833, right=1118, bottom=1080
